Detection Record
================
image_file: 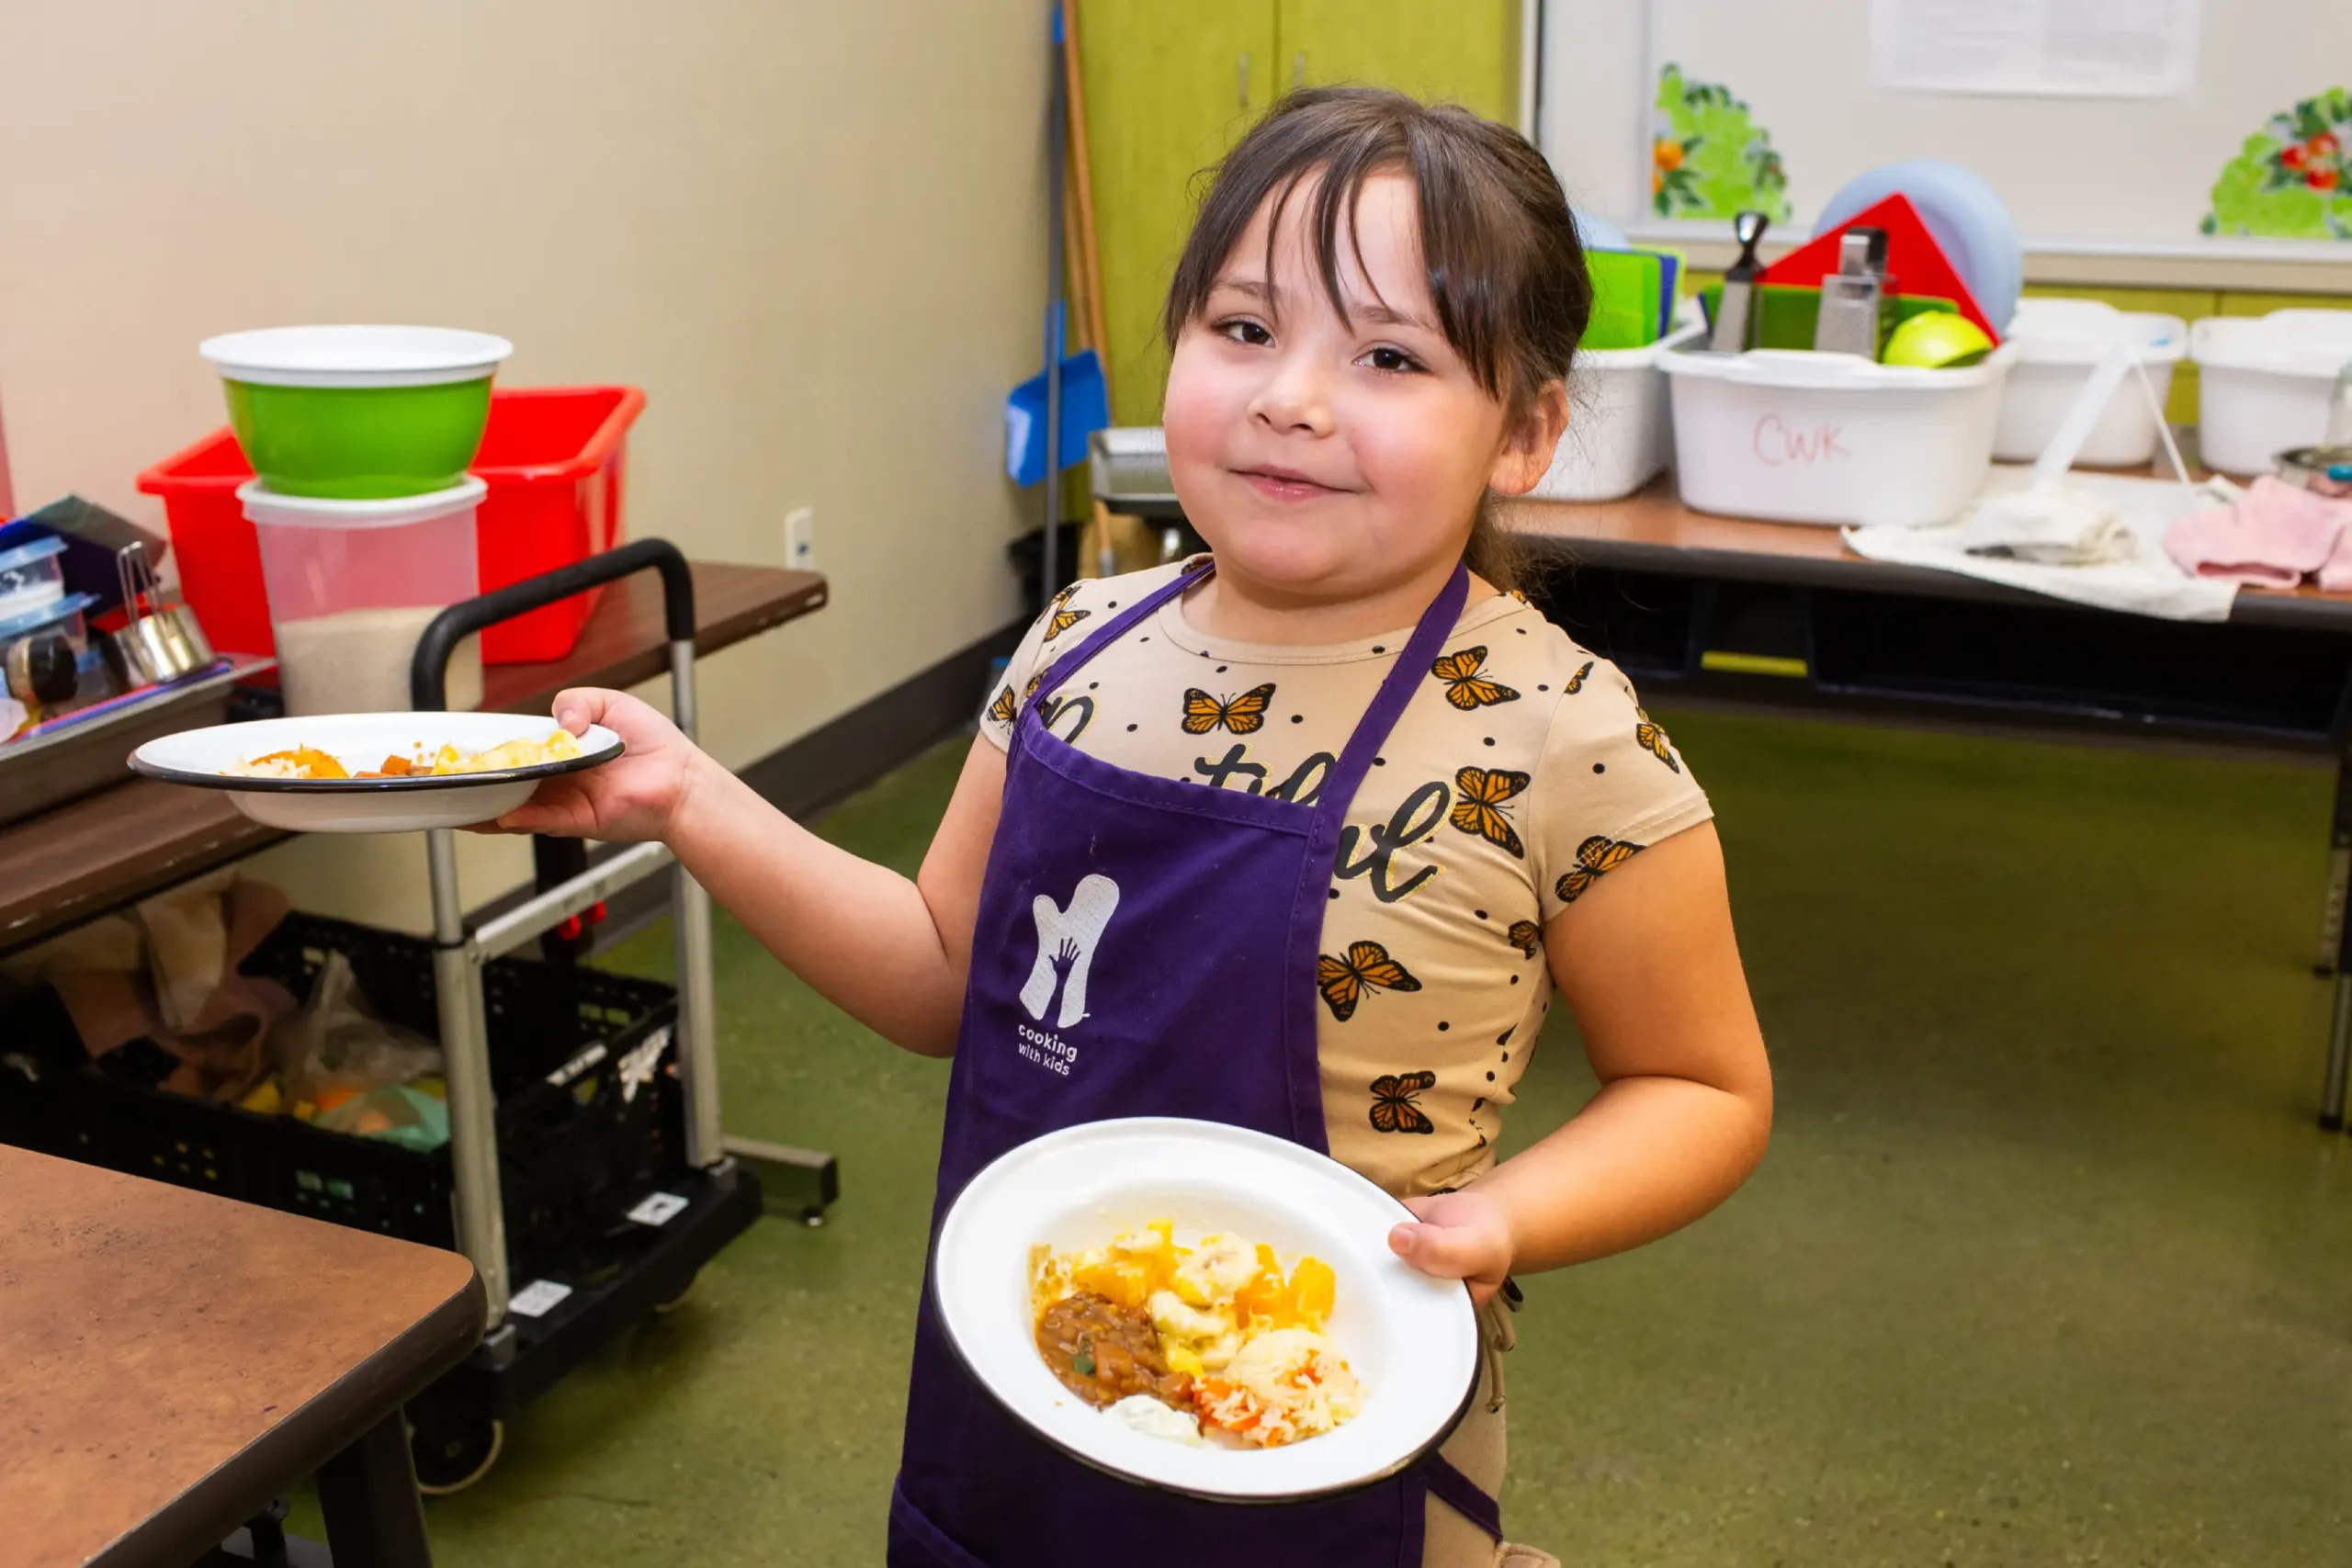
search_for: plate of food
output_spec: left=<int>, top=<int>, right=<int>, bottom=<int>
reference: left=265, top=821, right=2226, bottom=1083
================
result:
left=933, top=1116, right=1480, bottom=1502
left=130, top=711, right=617, bottom=832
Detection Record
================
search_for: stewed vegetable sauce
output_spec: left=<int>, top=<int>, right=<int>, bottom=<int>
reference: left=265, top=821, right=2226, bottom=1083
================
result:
left=1035, top=1291, right=1192, bottom=1409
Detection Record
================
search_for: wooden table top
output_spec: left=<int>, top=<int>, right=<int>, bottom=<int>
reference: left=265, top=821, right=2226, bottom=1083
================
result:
left=0, top=560, right=826, bottom=958
left=0, top=1145, right=484, bottom=1568
left=1497, top=481, right=2352, bottom=631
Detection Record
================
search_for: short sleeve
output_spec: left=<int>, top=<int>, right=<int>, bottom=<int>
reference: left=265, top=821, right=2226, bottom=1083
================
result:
left=1527, top=656, right=1713, bottom=923
left=976, top=580, right=1118, bottom=750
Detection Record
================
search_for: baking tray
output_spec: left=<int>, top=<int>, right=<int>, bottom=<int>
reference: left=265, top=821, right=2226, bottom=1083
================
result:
left=0, top=655, right=269, bottom=827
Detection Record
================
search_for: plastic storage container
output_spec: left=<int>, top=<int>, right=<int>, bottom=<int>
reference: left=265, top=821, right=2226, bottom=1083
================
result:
left=1994, top=299, right=2185, bottom=467
left=1659, top=343, right=2018, bottom=527
left=242, top=478, right=484, bottom=715
left=0, top=536, right=67, bottom=621
left=198, top=324, right=511, bottom=500
left=1532, top=323, right=1704, bottom=502
left=0, top=592, right=96, bottom=709
left=2190, top=310, right=2352, bottom=476
left=137, top=386, right=644, bottom=663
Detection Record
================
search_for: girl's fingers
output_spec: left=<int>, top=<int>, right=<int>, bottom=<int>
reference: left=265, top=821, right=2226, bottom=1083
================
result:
left=1385, top=1218, right=1497, bottom=1281
left=550, top=686, right=621, bottom=737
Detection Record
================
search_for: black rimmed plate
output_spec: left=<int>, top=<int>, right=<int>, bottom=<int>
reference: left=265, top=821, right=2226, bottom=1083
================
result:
left=131, top=711, right=619, bottom=833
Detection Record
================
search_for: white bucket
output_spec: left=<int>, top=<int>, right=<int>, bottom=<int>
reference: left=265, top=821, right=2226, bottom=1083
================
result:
left=1994, top=299, right=2185, bottom=468
left=1533, top=323, right=1703, bottom=502
left=2190, top=309, right=2352, bottom=476
left=1660, top=342, right=2018, bottom=527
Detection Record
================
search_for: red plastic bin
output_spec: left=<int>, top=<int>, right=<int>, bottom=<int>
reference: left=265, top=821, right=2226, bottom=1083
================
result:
left=137, top=385, right=645, bottom=665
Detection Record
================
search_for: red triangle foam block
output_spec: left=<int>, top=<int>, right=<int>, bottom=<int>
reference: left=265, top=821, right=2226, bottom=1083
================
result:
left=1760, top=192, right=2000, bottom=344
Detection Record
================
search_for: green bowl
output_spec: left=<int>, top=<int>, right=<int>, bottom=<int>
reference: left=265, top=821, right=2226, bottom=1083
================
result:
left=224, top=377, right=493, bottom=500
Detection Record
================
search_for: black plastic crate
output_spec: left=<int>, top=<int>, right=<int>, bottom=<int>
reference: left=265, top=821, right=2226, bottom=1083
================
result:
left=0, top=912, right=685, bottom=1276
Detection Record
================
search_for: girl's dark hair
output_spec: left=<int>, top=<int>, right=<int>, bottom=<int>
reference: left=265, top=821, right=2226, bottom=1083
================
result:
left=1163, top=87, right=1592, bottom=591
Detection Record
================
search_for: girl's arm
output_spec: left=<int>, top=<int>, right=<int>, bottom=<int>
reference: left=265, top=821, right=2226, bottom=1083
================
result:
left=495, top=689, right=1004, bottom=1057
left=1387, top=822, right=1771, bottom=1302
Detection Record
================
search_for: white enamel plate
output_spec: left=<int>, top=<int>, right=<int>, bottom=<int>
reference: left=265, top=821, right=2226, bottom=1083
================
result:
left=131, top=711, right=620, bottom=834
left=933, top=1116, right=1480, bottom=1502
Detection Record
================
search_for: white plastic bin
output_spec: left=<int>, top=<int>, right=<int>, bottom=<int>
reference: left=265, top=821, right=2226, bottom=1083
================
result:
left=1659, top=343, right=2018, bottom=527
left=1994, top=299, right=2184, bottom=467
left=240, top=478, right=486, bottom=716
left=2190, top=309, right=2352, bottom=476
left=1533, top=323, right=1703, bottom=502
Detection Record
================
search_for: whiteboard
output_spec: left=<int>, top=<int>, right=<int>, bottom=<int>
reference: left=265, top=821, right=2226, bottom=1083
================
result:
left=1537, top=0, right=2352, bottom=254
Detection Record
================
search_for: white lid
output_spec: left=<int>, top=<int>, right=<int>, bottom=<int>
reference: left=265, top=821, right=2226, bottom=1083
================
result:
left=200, top=325, right=513, bottom=389
left=238, top=476, right=487, bottom=529
left=2189, top=310, right=2352, bottom=379
left=2006, top=298, right=2186, bottom=365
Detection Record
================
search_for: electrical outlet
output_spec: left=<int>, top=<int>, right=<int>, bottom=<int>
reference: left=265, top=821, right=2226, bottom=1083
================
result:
left=785, top=507, right=816, bottom=571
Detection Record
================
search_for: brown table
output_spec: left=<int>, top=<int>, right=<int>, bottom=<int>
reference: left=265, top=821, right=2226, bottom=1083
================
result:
left=1496, top=480, right=2352, bottom=631
left=0, top=1144, right=484, bottom=1568
left=0, top=561, right=826, bottom=958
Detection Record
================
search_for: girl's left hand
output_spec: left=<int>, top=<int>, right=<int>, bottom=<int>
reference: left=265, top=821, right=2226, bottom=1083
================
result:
left=1388, top=1189, right=1513, bottom=1305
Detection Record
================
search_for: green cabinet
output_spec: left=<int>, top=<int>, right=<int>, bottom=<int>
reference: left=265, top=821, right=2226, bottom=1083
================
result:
left=1279, top=0, right=1518, bottom=121
left=1081, top=0, right=1277, bottom=430
left=1080, top=0, right=1520, bottom=423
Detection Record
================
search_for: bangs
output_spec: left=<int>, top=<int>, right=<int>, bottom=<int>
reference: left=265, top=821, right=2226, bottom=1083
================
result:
left=1162, top=88, right=1589, bottom=409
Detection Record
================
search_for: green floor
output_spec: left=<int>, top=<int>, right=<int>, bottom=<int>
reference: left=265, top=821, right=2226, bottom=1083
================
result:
left=408, top=708, right=2352, bottom=1564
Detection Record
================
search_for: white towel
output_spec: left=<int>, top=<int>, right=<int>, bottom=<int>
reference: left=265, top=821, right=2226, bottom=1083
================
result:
left=1844, top=468, right=2240, bottom=622
left=1957, top=483, right=2135, bottom=565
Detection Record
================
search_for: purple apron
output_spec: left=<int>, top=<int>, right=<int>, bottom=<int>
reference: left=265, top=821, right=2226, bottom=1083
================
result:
left=888, top=559, right=1502, bottom=1567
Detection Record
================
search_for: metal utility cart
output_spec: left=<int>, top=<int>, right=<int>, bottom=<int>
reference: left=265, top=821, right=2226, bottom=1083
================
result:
left=398, top=539, right=834, bottom=1490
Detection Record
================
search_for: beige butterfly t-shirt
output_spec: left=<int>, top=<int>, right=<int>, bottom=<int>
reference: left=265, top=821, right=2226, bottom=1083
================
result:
left=980, top=560, right=1713, bottom=1198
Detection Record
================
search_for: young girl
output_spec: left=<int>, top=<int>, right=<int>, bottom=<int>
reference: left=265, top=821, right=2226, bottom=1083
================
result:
left=503, top=88, right=1770, bottom=1568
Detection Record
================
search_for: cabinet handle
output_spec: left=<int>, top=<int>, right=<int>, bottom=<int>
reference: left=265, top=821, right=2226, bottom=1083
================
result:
left=1293, top=51, right=1306, bottom=91
left=1238, top=52, right=1250, bottom=110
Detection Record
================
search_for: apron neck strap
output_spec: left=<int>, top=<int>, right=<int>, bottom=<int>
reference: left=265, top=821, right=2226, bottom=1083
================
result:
left=1310, top=562, right=1469, bottom=834
left=1026, top=558, right=1208, bottom=711
left=1023, top=556, right=1471, bottom=808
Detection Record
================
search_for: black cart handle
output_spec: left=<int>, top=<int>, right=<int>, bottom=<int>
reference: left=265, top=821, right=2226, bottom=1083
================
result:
left=412, top=538, right=695, bottom=710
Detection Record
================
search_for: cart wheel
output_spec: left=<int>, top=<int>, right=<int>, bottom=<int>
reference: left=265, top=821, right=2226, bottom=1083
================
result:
left=650, top=1269, right=700, bottom=1314
left=411, top=1416, right=503, bottom=1495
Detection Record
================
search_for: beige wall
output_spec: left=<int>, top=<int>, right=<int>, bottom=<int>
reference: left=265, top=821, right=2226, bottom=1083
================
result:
left=0, top=0, right=1046, bottom=928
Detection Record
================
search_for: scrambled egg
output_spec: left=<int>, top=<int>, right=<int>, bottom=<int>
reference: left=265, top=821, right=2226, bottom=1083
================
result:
left=229, top=730, right=581, bottom=781
left=1031, top=1222, right=1340, bottom=1384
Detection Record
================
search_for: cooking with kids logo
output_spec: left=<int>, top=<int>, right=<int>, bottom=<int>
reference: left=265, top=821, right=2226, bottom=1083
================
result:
left=1012, top=873, right=1119, bottom=1077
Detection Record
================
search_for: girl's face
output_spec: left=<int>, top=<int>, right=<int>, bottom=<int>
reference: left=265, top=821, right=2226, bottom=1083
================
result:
left=1161, top=170, right=1564, bottom=602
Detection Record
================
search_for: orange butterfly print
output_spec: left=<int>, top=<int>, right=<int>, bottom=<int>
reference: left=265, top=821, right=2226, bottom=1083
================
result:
left=1555, top=834, right=1643, bottom=903
left=1043, top=586, right=1091, bottom=641
left=1634, top=709, right=1680, bottom=773
left=1317, top=941, right=1421, bottom=1022
left=1564, top=660, right=1594, bottom=694
left=1369, top=1071, right=1437, bottom=1135
left=1430, top=646, right=1520, bottom=711
left=1448, top=766, right=1530, bottom=858
left=988, top=685, right=1016, bottom=726
left=1506, top=919, right=1541, bottom=958
left=1182, top=682, right=1275, bottom=736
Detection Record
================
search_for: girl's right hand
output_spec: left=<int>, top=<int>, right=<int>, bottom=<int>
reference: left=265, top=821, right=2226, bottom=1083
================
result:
left=489, top=687, right=706, bottom=842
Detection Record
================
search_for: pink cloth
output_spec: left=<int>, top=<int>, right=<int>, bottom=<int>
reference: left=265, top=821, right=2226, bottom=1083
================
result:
left=2165, top=477, right=2352, bottom=588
